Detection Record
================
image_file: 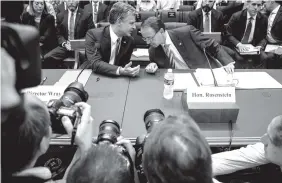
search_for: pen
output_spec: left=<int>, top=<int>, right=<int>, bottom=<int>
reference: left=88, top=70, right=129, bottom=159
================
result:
left=40, top=77, right=47, bottom=85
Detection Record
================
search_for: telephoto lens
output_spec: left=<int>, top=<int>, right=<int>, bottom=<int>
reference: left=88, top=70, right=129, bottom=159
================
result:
left=97, top=120, right=121, bottom=144
left=144, top=109, right=165, bottom=133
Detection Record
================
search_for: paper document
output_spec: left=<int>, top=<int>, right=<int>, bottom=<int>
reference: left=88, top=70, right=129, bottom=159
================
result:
left=54, top=69, right=92, bottom=87
left=235, top=44, right=260, bottom=55
left=233, top=72, right=282, bottom=89
left=265, top=44, right=280, bottom=53
left=173, top=73, right=198, bottom=91
left=132, top=48, right=149, bottom=57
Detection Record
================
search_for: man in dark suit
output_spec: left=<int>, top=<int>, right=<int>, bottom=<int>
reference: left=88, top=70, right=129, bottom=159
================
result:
left=84, top=2, right=140, bottom=76
left=187, top=0, right=224, bottom=32
left=224, top=0, right=268, bottom=68
left=140, top=17, right=235, bottom=73
left=84, top=0, right=108, bottom=25
left=44, top=0, right=94, bottom=68
left=262, top=0, right=282, bottom=68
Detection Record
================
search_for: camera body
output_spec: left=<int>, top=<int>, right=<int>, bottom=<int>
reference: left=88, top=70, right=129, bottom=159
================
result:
left=135, top=109, right=165, bottom=183
left=48, top=82, right=88, bottom=134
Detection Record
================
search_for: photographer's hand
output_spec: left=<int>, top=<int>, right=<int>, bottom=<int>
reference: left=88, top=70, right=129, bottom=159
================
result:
left=116, top=137, right=136, bottom=164
left=61, top=102, right=94, bottom=153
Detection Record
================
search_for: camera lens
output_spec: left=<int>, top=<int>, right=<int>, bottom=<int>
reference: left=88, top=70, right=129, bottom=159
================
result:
left=97, top=120, right=121, bottom=144
left=61, top=82, right=89, bottom=107
left=143, top=109, right=165, bottom=133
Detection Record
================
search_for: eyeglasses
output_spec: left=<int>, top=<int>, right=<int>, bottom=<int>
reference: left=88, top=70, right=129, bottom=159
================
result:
left=142, top=31, right=158, bottom=42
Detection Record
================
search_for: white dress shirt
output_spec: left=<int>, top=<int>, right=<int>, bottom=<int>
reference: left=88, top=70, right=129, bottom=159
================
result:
left=92, top=1, right=99, bottom=24
left=202, top=9, right=212, bottom=32
left=242, top=12, right=256, bottom=44
left=156, top=0, right=180, bottom=10
left=162, top=31, right=189, bottom=69
left=267, top=5, right=280, bottom=43
left=109, top=25, right=121, bottom=74
left=67, top=8, right=78, bottom=40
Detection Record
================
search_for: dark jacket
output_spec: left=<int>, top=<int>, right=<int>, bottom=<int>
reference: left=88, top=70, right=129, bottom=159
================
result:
left=84, top=2, right=108, bottom=23
left=149, top=25, right=234, bottom=69
left=269, top=6, right=282, bottom=44
left=187, top=8, right=224, bottom=32
left=85, top=26, right=135, bottom=76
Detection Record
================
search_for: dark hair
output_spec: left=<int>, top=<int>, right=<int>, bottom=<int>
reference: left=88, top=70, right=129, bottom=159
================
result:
left=143, top=114, right=212, bottom=183
left=108, top=2, right=136, bottom=24
left=270, top=115, right=282, bottom=147
left=1, top=94, right=50, bottom=175
left=275, top=1, right=282, bottom=6
left=67, top=144, right=133, bottom=183
left=1, top=1, right=24, bottom=23
left=141, top=17, right=166, bottom=33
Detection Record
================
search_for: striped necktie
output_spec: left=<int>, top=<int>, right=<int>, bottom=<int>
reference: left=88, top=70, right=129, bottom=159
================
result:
left=241, top=17, right=253, bottom=44
left=163, top=44, right=176, bottom=68
left=69, top=12, right=75, bottom=40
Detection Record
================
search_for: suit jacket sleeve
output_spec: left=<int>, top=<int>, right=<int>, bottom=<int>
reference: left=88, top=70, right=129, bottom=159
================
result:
left=226, top=14, right=240, bottom=47
left=40, top=15, right=56, bottom=44
left=85, top=30, right=119, bottom=76
left=186, top=11, right=196, bottom=26
left=257, top=16, right=268, bottom=49
left=56, top=14, right=66, bottom=45
left=212, top=143, right=269, bottom=176
left=188, top=25, right=234, bottom=66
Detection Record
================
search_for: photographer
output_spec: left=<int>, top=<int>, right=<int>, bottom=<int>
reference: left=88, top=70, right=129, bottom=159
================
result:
left=2, top=93, right=94, bottom=183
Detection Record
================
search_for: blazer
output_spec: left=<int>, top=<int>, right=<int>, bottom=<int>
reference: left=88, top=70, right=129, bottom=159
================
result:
left=187, top=8, right=224, bottom=32
left=149, top=25, right=234, bottom=69
left=84, top=2, right=108, bottom=23
left=225, top=9, right=268, bottom=48
left=269, top=6, right=282, bottom=44
left=85, top=26, right=135, bottom=76
left=56, top=7, right=94, bottom=45
left=21, top=11, right=57, bottom=53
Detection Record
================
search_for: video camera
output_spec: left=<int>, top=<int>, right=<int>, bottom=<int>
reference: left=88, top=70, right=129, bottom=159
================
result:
left=135, top=109, right=165, bottom=183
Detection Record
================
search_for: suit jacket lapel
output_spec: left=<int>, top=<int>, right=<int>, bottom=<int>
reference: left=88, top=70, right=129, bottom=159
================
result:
left=272, top=6, right=282, bottom=29
left=240, top=9, right=248, bottom=39
left=74, top=8, right=82, bottom=37
left=211, top=9, right=217, bottom=32
left=63, top=10, right=68, bottom=34
left=115, top=37, right=128, bottom=65
left=199, top=9, right=204, bottom=32
left=101, top=26, right=111, bottom=62
left=253, top=12, right=261, bottom=41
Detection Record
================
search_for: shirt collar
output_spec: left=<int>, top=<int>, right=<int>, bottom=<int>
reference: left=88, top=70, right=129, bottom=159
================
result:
left=68, top=7, right=78, bottom=15
left=161, top=31, right=172, bottom=48
left=109, top=25, right=120, bottom=44
left=92, top=1, right=99, bottom=6
left=247, top=11, right=257, bottom=20
left=202, top=9, right=211, bottom=16
left=272, top=5, right=280, bottom=14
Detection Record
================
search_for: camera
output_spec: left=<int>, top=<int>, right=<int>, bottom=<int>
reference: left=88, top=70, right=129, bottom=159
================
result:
left=48, top=82, right=88, bottom=134
left=135, top=109, right=165, bottom=183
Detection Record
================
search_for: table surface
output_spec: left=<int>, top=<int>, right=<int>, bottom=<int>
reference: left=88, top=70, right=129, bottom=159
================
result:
left=43, top=69, right=282, bottom=146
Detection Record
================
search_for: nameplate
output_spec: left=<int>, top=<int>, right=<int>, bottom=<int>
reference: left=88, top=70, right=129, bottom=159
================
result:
left=187, top=87, right=236, bottom=103
left=22, top=85, right=65, bottom=102
left=168, top=12, right=176, bottom=18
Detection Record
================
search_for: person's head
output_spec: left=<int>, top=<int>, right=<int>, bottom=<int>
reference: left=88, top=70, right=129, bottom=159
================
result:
left=143, top=114, right=213, bottom=183
left=201, top=0, right=215, bottom=13
left=140, top=17, right=166, bottom=48
left=261, top=115, right=282, bottom=166
left=2, top=94, right=52, bottom=175
left=29, top=0, right=46, bottom=15
left=67, top=144, right=133, bottom=183
left=264, top=0, right=281, bottom=12
left=66, top=0, right=79, bottom=12
left=246, top=0, right=263, bottom=16
left=108, top=2, right=136, bottom=37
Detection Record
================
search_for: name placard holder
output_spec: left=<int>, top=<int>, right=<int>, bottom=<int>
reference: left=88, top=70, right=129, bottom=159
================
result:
left=182, top=87, right=239, bottom=123
left=22, top=85, right=65, bottom=102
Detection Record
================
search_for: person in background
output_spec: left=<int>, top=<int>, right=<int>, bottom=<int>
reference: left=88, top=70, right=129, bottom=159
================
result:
left=84, top=0, right=108, bottom=26
left=136, top=0, right=157, bottom=12
left=156, top=0, right=180, bottom=11
left=22, top=0, right=58, bottom=55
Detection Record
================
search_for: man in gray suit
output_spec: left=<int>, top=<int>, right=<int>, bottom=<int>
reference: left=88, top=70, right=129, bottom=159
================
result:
left=140, top=17, right=235, bottom=73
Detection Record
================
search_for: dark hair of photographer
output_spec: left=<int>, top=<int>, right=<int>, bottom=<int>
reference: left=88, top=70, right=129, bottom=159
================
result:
left=2, top=94, right=52, bottom=182
left=67, top=143, right=133, bottom=183
left=1, top=1, right=24, bottom=23
left=21, top=0, right=57, bottom=55
left=143, top=114, right=212, bottom=183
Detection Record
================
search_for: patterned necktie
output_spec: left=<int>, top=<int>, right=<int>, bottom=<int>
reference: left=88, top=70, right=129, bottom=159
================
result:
left=69, top=11, right=75, bottom=40
left=241, top=17, right=253, bottom=44
left=93, top=2, right=98, bottom=24
left=114, top=38, right=122, bottom=64
left=204, top=12, right=210, bottom=32
left=163, top=44, right=176, bottom=68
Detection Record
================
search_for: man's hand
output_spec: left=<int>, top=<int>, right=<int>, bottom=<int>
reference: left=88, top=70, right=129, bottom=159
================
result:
left=145, top=63, right=158, bottom=74
left=116, top=137, right=136, bottom=164
left=236, top=43, right=250, bottom=52
left=63, top=41, right=72, bottom=51
left=223, top=62, right=235, bottom=74
left=275, top=47, right=282, bottom=55
left=120, top=62, right=140, bottom=77
left=62, top=102, right=94, bottom=152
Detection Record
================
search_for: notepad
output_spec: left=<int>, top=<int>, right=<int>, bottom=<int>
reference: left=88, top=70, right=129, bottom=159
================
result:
left=235, top=44, right=260, bottom=55
left=265, top=44, right=280, bottom=53
left=132, top=48, right=149, bottom=57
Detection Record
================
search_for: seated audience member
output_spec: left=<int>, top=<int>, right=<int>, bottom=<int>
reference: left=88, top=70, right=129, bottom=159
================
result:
left=212, top=115, right=282, bottom=182
left=44, top=0, right=94, bottom=68
left=156, top=0, right=180, bottom=11
left=67, top=139, right=136, bottom=183
left=187, top=0, right=224, bottom=32
left=140, top=17, right=235, bottom=73
left=136, top=0, right=157, bottom=12
left=84, top=0, right=108, bottom=26
left=143, top=114, right=214, bottom=183
left=224, top=0, right=268, bottom=68
left=2, top=94, right=94, bottom=183
left=22, top=0, right=57, bottom=55
left=84, top=2, right=140, bottom=76
left=261, top=0, right=282, bottom=69
left=26, top=0, right=57, bottom=20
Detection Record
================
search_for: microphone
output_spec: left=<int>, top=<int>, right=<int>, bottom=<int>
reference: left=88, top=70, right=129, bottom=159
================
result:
left=76, top=43, right=100, bottom=81
left=201, top=43, right=219, bottom=87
